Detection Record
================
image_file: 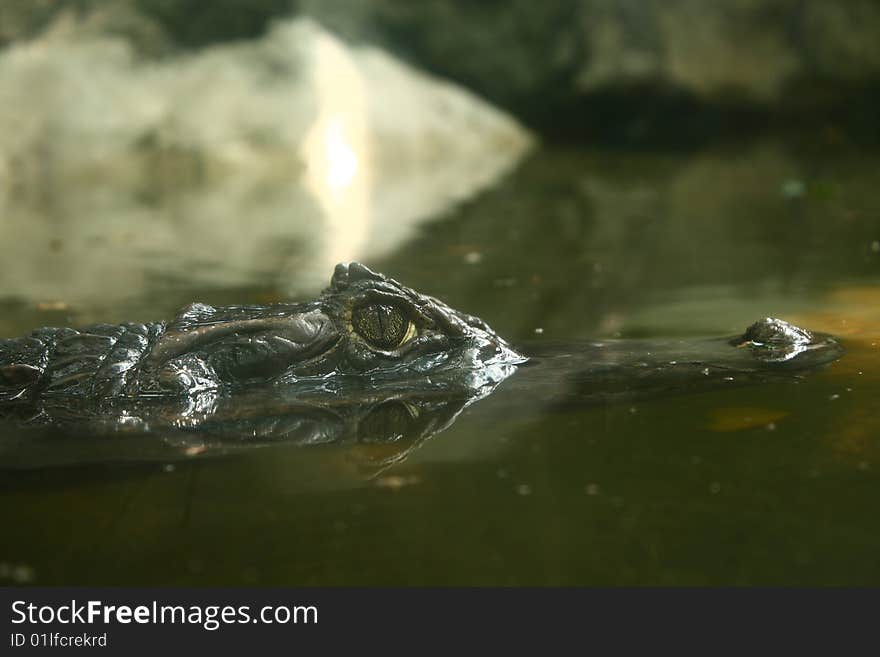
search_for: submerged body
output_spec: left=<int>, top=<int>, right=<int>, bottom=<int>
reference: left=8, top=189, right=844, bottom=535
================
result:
left=0, top=263, right=843, bottom=467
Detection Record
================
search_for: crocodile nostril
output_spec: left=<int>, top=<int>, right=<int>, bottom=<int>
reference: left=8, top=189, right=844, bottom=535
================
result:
left=738, top=317, right=812, bottom=347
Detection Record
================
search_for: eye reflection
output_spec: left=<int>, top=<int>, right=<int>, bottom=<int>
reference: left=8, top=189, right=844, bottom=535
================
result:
left=357, top=401, right=417, bottom=444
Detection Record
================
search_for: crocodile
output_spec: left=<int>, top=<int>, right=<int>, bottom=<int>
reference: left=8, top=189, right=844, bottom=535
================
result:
left=0, top=262, right=524, bottom=405
left=0, top=262, right=844, bottom=468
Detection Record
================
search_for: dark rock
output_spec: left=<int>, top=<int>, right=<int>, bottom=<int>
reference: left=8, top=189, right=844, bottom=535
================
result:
left=301, top=0, right=880, bottom=143
left=2, top=1, right=879, bottom=142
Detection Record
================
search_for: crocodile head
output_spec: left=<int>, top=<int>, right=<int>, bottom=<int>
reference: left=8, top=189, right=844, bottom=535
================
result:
left=142, top=262, right=526, bottom=396
left=732, top=317, right=841, bottom=364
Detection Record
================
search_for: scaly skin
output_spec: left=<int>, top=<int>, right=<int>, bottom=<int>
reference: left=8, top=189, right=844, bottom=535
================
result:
left=0, top=262, right=845, bottom=405
left=0, top=264, right=846, bottom=469
left=0, top=262, right=525, bottom=403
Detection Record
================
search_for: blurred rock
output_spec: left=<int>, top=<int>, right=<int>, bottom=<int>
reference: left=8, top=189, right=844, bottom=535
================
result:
left=0, top=2, right=171, bottom=55
left=0, top=1, right=292, bottom=53
left=0, top=0, right=58, bottom=47
left=301, top=0, right=880, bottom=141
left=0, top=17, right=532, bottom=313
left=3, top=2, right=879, bottom=143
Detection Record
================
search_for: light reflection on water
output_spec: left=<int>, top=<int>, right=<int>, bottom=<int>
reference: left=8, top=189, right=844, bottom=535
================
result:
left=301, top=28, right=370, bottom=275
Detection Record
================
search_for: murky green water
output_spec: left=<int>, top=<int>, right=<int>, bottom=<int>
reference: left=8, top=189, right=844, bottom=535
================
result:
left=2, top=138, right=880, bottom=585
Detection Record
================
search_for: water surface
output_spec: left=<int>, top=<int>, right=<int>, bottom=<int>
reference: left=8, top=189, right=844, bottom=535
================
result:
left=2, top=139, right=879, bottom=585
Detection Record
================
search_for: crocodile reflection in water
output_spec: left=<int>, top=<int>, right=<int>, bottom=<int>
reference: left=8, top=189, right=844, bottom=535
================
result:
left=0, top=262, right=522, bottom=470
left=0, top=263, right=844, bottom=469
left=0, top=384, right=498, bottom=474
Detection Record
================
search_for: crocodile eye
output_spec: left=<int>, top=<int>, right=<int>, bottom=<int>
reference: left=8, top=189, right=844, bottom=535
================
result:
left=352, top=303, right=417, bottom=350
